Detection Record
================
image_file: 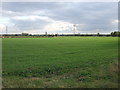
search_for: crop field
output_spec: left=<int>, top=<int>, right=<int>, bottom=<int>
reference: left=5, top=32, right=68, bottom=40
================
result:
left=2, top=37, right=118, bottom=88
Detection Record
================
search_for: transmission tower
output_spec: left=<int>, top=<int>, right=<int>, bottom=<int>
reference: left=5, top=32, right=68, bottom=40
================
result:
left=6, top=26, right=8, bottom=34
left=73, top=24, right=76, bottom=34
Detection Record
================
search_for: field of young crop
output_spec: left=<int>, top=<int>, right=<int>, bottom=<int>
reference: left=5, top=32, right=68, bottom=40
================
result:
left=2, top=37, right=118, bottom=88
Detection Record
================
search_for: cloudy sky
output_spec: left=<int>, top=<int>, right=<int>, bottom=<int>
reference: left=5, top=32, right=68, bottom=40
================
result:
left=0, top=2, right=118, bottom=34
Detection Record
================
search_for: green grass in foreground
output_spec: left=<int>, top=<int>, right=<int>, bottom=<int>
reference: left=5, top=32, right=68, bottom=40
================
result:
left=2, top=37, right=118, bottom=88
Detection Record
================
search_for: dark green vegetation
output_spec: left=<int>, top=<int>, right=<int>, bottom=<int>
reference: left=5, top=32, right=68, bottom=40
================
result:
left=2, top=37, right=118, bottom=88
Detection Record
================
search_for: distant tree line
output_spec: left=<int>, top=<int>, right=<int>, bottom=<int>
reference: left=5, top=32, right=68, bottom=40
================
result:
left=111, top=31, right=120, bottom=36
left=1, top=31, right=120, bottom=37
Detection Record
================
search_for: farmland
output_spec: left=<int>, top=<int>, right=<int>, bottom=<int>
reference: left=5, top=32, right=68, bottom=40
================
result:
left=2, top=37, right=118, bottom=88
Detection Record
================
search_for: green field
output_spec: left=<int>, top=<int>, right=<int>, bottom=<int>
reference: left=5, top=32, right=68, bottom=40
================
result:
left=2, top=37, right=118, bottom=88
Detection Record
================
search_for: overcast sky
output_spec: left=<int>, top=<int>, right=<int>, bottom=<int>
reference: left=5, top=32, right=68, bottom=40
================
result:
left=0, top=2, right=118, bottom=34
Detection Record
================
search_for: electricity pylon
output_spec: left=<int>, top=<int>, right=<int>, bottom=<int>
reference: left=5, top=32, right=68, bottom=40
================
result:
left=73, top=24, right=76, bottom=34
left=6, top=26, right=8, bottom=34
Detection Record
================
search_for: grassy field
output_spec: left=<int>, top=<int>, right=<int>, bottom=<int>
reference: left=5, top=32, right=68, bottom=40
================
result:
left=2, top=37, right=118, bottom=88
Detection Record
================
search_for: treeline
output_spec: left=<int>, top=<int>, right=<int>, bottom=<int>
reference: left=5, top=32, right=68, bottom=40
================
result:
left=111, top=31, right=120, bottom=36
left=1, top=31, right=120, bottom=37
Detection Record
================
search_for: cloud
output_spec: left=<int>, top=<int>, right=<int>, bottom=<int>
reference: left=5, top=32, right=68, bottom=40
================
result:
left=0, top=24, right=5, bottom=29
left=12, top=15, right=54, bottom=22
left=112, top=20, right=118, bottom=24
left=1, top=2, right=118, bottom=34
left=43, top=21, right=73, bottom=33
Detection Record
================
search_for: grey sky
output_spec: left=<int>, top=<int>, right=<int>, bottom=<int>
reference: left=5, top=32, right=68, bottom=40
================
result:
left=0, top=2, right=118, bottom=34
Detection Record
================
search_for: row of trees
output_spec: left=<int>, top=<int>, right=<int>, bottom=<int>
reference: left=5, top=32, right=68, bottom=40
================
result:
left=111, top=31, right=120, bottom=36
left=1, top=31, right=120, bottom=37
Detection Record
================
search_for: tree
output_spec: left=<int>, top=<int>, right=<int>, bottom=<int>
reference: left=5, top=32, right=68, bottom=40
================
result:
left=22, top=33, right=29, bottom=36
left=111, top=31, right=120, bottom=36
left=97, top=33, right=100, bottom=36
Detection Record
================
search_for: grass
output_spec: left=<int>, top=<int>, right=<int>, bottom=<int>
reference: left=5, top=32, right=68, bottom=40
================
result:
left=2, top=37, right=118, bottom=88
